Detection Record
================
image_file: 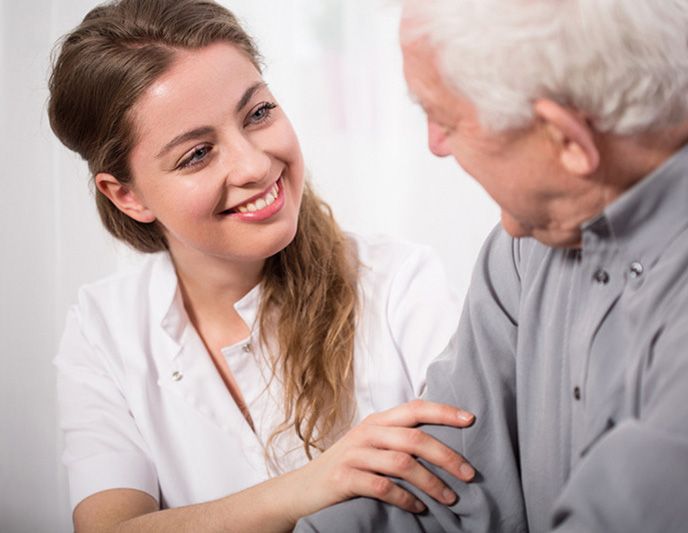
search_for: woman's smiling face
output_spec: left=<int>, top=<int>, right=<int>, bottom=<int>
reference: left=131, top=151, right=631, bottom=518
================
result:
left=106, top=42, right=305, bottom=266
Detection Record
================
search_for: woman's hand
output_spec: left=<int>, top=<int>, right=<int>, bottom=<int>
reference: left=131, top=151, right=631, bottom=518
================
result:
left=289, top=399, right=476, bottom=519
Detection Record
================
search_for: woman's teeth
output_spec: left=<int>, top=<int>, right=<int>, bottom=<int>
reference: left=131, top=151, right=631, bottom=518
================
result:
left=237, top=183, right=279, bottom=214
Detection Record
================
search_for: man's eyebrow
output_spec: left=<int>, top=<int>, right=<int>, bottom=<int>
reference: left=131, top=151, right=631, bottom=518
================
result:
left=406, top=90, right=433, bottom=116
left=156, top=126, right=215, bottom=159
left=236, top=81, right=267, bottom=113
left=406, top=89, right=420, bottom=105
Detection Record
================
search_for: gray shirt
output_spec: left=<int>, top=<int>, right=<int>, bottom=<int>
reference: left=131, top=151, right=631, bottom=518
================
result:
left=296, top=144, right=688, bottom=532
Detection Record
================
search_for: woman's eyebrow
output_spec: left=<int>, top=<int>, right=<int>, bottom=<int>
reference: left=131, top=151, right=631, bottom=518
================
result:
left=236, top=81, right=267, bottom=113
left=156, top=126, right=215, bottom=159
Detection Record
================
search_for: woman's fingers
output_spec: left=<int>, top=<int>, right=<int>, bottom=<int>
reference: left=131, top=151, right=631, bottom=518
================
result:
left=357, top=399, right=475, bottom=482
left=359, top=425, right=475, bottom=482
left=349, top=448, right=458, bottom=505
left=345, top=471, right=427, bottom=514
left=364, top=399, right=474, bottom=429
left=304, top=399, right=477, bottom=515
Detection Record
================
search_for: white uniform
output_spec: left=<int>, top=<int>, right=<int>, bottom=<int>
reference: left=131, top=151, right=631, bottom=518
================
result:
left=55, top=234, right=461, bottom=510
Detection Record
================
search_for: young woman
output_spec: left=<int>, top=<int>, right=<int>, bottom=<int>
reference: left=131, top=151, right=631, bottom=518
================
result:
left=49, top=0, right=473, bottom=531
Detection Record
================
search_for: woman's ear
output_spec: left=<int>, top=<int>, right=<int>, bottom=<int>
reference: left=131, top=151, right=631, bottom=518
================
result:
left=534, top=99, right=600, bottom=176
left=95, top=173, right=156, bottom=223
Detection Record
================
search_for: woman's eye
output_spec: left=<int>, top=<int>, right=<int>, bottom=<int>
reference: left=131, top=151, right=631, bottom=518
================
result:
left=247, top=102, right=278, bottom=126
left=178, top=145, right=211, bottom=169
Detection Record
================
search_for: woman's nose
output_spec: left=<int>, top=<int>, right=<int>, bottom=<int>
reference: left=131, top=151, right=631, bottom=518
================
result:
left=224, top=136, right=272, bottom=187
left=427, top=120, right=452, bottom=158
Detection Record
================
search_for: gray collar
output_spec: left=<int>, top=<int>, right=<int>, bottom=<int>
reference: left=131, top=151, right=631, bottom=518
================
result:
left=582, top=143, right=688, bottom=268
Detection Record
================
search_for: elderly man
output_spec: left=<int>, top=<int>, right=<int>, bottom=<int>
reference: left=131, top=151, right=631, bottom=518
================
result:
left=295, top=0, right=688, bottom=531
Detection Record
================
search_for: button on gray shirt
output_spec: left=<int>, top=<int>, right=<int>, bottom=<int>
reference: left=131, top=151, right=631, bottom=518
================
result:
left=296, top=145, right=688, bottom=532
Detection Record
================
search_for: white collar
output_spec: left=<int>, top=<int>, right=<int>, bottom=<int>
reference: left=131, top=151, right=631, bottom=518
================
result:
left=149, top=252, right=262, bottom=354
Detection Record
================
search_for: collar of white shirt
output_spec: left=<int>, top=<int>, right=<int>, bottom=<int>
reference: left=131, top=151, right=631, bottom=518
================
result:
left=148, top=252, right=262, bottom=358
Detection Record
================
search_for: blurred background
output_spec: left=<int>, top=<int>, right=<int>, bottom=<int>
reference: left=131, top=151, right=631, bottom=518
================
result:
left=0, top=0, right=498, bottom=531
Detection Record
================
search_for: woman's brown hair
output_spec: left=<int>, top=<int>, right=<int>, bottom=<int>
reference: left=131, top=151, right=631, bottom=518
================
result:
left=48, top=0, right=358, bottom=459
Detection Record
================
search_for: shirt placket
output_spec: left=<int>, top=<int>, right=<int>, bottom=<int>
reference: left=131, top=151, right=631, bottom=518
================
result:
left=568, top=226, right=624, bottom=462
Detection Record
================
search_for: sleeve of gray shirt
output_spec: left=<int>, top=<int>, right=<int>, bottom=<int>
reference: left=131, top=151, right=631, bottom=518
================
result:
left=295, top=227, right=529, bottom=532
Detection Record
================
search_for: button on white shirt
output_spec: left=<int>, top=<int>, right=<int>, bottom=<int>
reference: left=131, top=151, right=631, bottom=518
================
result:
left=55, top=234, right=461, bottom=510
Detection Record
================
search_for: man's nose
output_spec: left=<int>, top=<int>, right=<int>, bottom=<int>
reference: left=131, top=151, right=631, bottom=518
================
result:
left=427, top=120, right=451, bottom=158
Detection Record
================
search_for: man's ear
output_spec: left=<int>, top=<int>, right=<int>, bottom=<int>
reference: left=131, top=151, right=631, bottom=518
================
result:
left=95, top=173, right=156, bottom=223
left=533, top=99, right=600, bottom=176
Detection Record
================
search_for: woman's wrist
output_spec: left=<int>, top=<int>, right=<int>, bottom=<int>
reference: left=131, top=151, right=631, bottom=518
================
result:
left=275, top=464, right=319, bottom=524
left=235, top=466, right=315, bottom=530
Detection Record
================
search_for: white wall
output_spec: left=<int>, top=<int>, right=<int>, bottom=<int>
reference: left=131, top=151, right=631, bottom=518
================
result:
left=0, top=1, right=498, bottom=531
left=2, top=2, right=68, bottom=532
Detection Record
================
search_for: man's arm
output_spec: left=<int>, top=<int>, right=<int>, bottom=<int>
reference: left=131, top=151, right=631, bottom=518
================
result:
left=296, top=227, right=529, bottom=532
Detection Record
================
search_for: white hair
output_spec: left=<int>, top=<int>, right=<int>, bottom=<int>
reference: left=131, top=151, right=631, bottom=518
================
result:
left=403, top=0, right=688, bottom=134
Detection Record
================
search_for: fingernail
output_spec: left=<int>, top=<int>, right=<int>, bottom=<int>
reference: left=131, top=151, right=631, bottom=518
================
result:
left=442, top=488, right=457, bottom=505
left=414, top=500, right=426, bottom=512
left=457, top=411, right=474, bottom=424
left=460, top=463, right=475, bottom=480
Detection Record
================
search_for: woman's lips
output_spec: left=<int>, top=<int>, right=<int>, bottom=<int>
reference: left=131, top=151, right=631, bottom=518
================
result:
left=223, top=177, right=285, bottom=222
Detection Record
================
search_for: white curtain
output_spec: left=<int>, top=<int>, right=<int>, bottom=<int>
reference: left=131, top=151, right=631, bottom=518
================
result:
left=0, top=1, right=498, bottom=531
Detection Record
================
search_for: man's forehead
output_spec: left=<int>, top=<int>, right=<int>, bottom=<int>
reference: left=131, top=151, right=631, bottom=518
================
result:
left=402, top=40, right=475, bottom=131
left=402, top=37, right=444, bottom=99
left=399, top=13, right=418, bottom=46
left=399, top=1, right=428, bottom=47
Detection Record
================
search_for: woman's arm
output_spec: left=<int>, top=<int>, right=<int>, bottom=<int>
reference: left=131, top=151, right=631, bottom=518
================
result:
left=74, top=399, right=475, bottom=533
left=74, top=475, right=301, bottom=533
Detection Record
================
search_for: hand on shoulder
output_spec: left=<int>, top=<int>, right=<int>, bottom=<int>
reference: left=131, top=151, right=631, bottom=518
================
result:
left=287, top=399, right=476, bottom=519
